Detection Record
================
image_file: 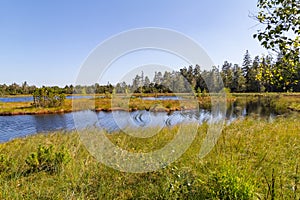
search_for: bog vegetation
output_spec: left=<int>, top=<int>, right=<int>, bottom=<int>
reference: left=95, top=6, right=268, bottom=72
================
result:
left=0, top=0, right=299, bottom=199
left=0, top=117, right=299, bottom=199
left=33, top=87, right=65, bottom=108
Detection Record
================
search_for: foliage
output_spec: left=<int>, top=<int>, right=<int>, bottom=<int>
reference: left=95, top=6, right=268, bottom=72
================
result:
left=25, top=145, right=70, bottom=174
left=208, top=167, right=256, bottom=200
left=0, top=82, right=36, bottom=96
left=33, top=86, right=65, bottom=108
left=254, top=0, right=300, bottom=88
left=2, top=49, right=300, bottom=96
left=254, top=0, right=300, bottom=57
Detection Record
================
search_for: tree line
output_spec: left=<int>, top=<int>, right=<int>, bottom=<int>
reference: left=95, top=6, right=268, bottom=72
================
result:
left=0, top=82, right=37, bottom=96
left=1, top=50, right=300, bottom=97
left=2, top=0, right=300, bottom=96
left=120, top=50, right=300, bottom=93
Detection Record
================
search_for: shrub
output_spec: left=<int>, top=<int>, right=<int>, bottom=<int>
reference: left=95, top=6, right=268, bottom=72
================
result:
left=208, top=167, right=256, bottom=200
left=33, top=87, right=65, bottom=108
left=25, top=145, right=70, bottom=174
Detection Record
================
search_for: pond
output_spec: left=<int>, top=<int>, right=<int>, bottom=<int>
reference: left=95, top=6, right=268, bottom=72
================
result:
left=0, top=95, right=93, bottom=103
left=0, top=110, right=214, bottom=142
left=141, top=96, right=183, bottom=100
left=0, top=98, right=279, bottom=142
left=0, top=95, right=184, bottom=103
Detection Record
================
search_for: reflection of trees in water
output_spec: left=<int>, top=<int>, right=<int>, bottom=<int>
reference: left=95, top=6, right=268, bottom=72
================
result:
left=232, top=97, right=276, bottom=118
left=227, top=101, right=245, bottom=118
left=245, top=97, right=274, bottom=117
left=3, top=102, right=277, bottom=142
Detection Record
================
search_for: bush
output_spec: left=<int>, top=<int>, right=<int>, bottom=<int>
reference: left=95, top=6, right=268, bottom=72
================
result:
left=33, top=87, right=65, bottom=108
left=208, top=167, right=256, bottom=200
left=25, top=145, right=70, bottom=174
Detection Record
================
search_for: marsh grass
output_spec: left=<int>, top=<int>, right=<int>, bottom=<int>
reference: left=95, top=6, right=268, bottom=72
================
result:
left=4, top=93, right=300, bottom=115
left=0, top=116, right=299, bottom=199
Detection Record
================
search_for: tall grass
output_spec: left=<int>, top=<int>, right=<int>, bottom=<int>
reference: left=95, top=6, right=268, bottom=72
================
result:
left=0, top=116, right=299, bottom=199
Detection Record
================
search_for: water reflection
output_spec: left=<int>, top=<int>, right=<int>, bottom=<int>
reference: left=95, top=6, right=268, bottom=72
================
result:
left=0, top=98, right=281, bottom=142
left=33, top=114, right=69, bottom=133
left=142, top=96, right=183, bottom=100
left=0, top=95, right=93, bottom=103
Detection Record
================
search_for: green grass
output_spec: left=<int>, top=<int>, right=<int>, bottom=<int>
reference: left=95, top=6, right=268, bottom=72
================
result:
left=0, top=116, right=299, bottom=199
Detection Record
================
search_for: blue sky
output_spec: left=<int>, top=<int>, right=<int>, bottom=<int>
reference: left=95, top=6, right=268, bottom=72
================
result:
left=0, top=0, right=268, bottom=86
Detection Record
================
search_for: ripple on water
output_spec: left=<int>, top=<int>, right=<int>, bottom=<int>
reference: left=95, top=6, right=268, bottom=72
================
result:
left=0, top=104, right=277, bottom=143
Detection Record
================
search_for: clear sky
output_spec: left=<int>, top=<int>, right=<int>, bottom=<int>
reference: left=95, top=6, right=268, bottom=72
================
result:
left=0, top=0, right=268, bottom=86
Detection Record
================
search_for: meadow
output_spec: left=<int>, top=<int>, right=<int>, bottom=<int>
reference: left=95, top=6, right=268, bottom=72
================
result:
left=0, top=93, right=300, bottom=199
left=0, top=115, right=299, bottom=199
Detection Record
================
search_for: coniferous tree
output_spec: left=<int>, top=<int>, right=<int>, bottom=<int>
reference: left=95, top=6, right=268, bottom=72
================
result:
left=242, top=50, right=253, bottom=91
left=221, top=61, right=233, bottom=90
left=232, top=64, right=246, bottom=92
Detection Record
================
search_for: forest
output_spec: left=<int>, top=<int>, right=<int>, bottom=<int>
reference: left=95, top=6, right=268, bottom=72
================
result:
left=1, top=49, right=300, bottom=96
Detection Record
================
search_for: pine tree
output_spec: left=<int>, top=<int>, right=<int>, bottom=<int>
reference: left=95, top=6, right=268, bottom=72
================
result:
left=221, top=61, right=233, bottom=90
left=242, top=50, right=252, bottom=77
left=232, top=64, right=246, bottom=92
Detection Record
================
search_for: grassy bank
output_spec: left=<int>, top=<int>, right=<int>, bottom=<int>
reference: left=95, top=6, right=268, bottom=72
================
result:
left=0, top=93, right=205, bottom=115
left=1, top=93, right=300, bottom=116
left=0, top=117, right=299, bottom=199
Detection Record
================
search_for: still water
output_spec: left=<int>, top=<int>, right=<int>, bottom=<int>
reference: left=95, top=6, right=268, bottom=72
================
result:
left=0, top=95, right=93, bottom=103
left=0, top=110, right=219, bottom=142
left=141, top=96, right=182, bottom=100
left=0, top=96, right=280, bottom=142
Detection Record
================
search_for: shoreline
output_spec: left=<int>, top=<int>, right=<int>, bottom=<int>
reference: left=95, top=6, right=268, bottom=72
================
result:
left=0, top=106, right=188, bottom=116
left=1, top=93, right=300, bottom=116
